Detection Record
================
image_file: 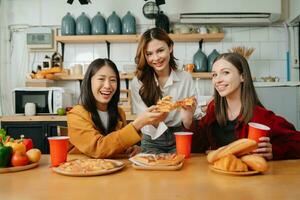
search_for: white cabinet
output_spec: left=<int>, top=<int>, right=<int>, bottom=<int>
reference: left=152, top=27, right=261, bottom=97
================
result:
left=289, top=0, right=300, bottom=23
left=255, top=85, right=300, bottom=130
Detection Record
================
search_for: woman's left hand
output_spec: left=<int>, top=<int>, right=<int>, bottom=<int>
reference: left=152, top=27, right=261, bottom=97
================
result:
left=252, top=137, right=273, bottom=160
left=125, top=145, right=142, bottom=157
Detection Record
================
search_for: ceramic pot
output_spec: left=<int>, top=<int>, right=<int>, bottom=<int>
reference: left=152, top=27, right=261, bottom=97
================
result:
left=107, top=11, right=121, bottom=35
left=193, top=40, right=208, bottom=72
left=91, top=12, right=106, bottom=35
left=61, top=12, right=76, bottom=35
left=122, top=11, right=136, bottom=34
left=76, top=12, right=91, bottom=35
left=155, top=11, right=169, bottom=33
left=207, top=49, right=220, bottom=72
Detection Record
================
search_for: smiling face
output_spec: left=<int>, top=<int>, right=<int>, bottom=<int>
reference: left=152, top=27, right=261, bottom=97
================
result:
left=145, top=39, right=173, bottom=75
left=212, top=58, right=244, bottom=99
left=91, top=65, right=117, bottom=111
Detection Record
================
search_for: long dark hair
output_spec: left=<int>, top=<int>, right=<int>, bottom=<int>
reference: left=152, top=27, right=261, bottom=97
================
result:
left=79, top=58, right=120, bottom=134
left=213, top=53, right=263, bottom=126
left=135, top=27, right=177, bottom=107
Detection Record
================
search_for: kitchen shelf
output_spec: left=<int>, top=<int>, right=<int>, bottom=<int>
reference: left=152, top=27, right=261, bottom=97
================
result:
left=55, top=33, right=224, bottom=43
left=53, top=72, right=212, bottom=81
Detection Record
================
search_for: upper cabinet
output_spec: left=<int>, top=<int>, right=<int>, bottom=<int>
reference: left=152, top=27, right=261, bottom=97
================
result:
left=55, top=33, right=224, bottom=44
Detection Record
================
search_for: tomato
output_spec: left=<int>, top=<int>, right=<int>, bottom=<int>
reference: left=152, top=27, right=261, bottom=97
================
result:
left=22, top=138, right=33, bottom=151
left=26, top=148, right=41, bottom=163
left=11, top=151, right=29, bottom=167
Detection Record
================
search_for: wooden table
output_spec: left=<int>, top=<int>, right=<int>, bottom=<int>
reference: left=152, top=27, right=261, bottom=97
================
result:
left=1, top=154, right=300, bottom=200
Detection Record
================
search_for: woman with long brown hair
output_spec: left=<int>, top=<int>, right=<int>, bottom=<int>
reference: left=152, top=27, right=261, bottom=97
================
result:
left=131, top=27, right=201, bottom=154
left=181, top=52, right=300, bottom=160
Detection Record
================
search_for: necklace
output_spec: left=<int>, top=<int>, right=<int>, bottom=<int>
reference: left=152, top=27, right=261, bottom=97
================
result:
left=227, top=109, right=240, bottom=120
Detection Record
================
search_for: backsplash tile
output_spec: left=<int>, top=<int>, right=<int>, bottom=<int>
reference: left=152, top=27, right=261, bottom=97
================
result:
left=250, top=27, right=269, bottom=42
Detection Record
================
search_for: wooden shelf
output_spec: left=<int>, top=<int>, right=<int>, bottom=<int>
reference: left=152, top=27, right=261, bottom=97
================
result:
left=55, top=33, right=224, bottom=44
left=53, top=72, right=212, bottom=81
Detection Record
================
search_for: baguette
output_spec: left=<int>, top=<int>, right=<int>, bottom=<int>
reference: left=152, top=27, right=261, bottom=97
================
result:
left=241, top=155, right=268, bottom=172
left=207, top=139, right=258, bottom=163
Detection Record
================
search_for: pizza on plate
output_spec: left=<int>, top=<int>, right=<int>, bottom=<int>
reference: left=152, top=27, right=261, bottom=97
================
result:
left=131, top=153, right=185, bottom=166
left=56, top=159, right=121, bottom=174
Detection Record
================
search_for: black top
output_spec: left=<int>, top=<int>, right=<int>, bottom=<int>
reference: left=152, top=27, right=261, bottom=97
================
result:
left=212, top=119, right=237, bottom=147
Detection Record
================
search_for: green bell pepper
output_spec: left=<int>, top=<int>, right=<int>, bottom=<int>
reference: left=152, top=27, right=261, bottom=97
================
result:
left=0, top=142, right=12, bottom=167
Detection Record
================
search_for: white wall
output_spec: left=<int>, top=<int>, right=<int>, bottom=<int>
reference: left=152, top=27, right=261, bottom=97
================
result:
left=1, top=0, right=299, bottom=114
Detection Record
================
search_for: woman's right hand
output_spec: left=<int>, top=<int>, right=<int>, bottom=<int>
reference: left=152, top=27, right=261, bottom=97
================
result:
left=132, top=106, right=167, bottom=131
left=180, top=98, right=197, bottom=129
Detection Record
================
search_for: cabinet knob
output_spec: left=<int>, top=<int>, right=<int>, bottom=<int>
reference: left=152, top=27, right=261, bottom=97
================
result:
left=45, top=133, right=48, bottom=137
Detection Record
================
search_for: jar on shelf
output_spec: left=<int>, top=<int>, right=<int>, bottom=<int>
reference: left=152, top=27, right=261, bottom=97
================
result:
left=61, top=12, right=76, bottom=35
left=193, top=40, right=208, bottom=72
left=76, top=12, right=91, bottom=35
left=107, top=11, right=121, bottom=35
left=91, top=12, right=106, bottom=35
left=207, top=49, right=220, bottom=72
left=122, top=11, right=136, bottom=34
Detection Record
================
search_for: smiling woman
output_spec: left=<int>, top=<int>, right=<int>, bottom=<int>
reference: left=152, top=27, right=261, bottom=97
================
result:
left=130, top=27, right=203, bottom=154
left=67, top=58, right=166, bottom=158
left=181, top=53, right=300, bottom=161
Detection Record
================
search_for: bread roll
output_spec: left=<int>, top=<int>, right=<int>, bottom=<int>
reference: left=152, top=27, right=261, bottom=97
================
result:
left=213, top=154, right=248, bottom=172
left=207, top=139, right=258, bottom=163
left=241, top=155, right=268, bottom=172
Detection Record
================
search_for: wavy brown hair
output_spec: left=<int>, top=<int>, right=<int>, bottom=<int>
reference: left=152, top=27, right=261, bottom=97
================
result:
left=135, top=27, right=177, bottom=107
left=213, top=53, right=263, bottom=126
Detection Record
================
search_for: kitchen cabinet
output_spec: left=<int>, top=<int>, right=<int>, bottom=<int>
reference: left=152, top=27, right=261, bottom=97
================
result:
left=1, top=121, right=67, bottom=153
left=255, top=84, right=300, bottom=130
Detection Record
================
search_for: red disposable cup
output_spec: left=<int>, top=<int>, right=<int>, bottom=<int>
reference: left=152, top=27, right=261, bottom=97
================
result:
left=48, top=136, right=69, bottom=167
left=174, top=132, right=193, bottom=158
left=248, top=122, right=270, bottom=143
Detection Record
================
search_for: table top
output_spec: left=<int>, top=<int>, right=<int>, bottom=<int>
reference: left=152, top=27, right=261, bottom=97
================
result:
left=1, top=154, right=300, bottom=200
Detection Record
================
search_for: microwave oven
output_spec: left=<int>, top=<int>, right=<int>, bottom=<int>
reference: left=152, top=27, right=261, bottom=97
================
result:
left=14, top=87, right=73, bottom=114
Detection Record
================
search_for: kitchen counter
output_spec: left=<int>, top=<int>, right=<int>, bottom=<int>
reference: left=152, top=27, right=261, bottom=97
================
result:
left=1, top=154, right=300, bottom=200
left=0, top=113, right=137, bottom=122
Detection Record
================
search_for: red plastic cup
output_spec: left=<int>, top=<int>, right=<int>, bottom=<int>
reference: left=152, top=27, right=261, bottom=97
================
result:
left=174, top=132, right=193, bottom=158
left=248, top=122, right=270, bottom=143
left=48, top=136, right=69, bottom=167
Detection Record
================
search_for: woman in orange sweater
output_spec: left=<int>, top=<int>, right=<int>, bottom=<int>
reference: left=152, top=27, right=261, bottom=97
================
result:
left=67, top=58, right=166, bottom=158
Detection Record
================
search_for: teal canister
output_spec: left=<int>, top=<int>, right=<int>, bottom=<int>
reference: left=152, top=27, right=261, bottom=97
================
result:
left=61, top=12, right=76, bottom=35
left=107, top=11, right=121, bottom=35
left=91, top=12, right=106, bottom=35
left=207, top=49, right=220, bottom=72
left=122, top=11, right=136, bottom=34
left=76, top=12, right=91, bottom=35
left=193, top=39, right=208, bottom=72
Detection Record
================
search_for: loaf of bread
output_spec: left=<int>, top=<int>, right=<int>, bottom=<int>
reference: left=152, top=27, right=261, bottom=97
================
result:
left=207, top=138, right=258, bottom=163
left=241, top=155, right=268, bottom=172
left=213, top=154, right=248, bottom=172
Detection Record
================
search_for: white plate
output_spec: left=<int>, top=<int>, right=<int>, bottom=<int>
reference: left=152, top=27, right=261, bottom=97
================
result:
left=209, top=165, right=261, bottom=176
